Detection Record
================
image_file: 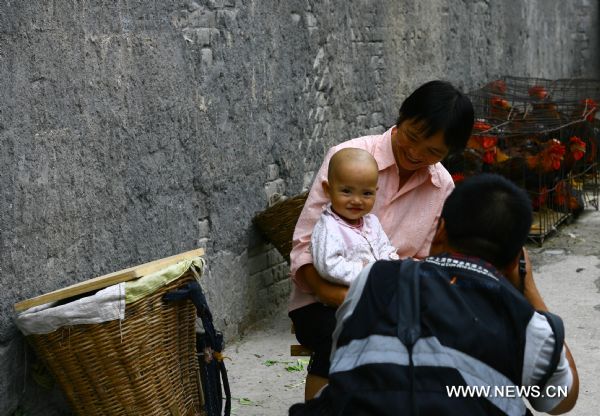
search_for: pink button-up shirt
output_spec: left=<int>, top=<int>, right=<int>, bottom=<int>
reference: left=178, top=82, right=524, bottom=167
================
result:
left=289, top=127, right=455, bottom=311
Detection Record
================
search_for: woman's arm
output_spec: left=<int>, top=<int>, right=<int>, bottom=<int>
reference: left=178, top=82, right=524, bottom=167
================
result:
left=296, top=263, right=348, bottom=307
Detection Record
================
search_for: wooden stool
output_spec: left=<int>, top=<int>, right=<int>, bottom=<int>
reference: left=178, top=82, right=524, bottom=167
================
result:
left=290, top=344, right=312, bottom=356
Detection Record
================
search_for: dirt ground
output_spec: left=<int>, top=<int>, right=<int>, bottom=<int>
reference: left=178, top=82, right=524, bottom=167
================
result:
left=226, top=206, right=600, bottom=416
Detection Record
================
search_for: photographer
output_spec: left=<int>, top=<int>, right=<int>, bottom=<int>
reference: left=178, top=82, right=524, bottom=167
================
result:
left=290, top=173, right=579, bottom=415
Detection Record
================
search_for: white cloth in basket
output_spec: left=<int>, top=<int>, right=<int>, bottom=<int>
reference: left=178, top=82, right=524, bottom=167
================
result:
left=15, top=283, right=126, bottom=336
left=15, top=257, right=206, bottom=336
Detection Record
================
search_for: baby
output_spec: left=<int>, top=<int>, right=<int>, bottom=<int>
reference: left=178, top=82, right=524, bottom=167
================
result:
left=311, top=147, right=399, bottom=286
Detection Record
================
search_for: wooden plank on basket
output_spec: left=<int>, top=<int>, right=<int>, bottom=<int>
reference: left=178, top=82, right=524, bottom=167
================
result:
left=14, top=248, right=205, bottom=312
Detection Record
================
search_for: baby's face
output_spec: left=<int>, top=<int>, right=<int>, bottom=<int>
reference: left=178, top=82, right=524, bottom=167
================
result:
left=325, top=162, right=378, bottom=224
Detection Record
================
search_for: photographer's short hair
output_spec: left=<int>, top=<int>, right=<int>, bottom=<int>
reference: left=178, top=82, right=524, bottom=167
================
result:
left=441, top=174, right=533, bottom=269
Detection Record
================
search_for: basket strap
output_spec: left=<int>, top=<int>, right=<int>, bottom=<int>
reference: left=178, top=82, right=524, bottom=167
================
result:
left=163, top=281, right=222, bottom=351
left=163, top=281, right=231, bottom=416
left=219, top=359, right=231, bottom=416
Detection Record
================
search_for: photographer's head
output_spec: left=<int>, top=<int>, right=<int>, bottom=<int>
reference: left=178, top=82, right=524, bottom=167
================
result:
left=433, top=173, right=533, bottom=270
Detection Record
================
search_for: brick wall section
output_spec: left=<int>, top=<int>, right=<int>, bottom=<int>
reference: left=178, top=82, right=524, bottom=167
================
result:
left=249, top=244, right=289, bottom=308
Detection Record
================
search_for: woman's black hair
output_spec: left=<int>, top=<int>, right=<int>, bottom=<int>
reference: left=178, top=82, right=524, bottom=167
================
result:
left=396, top=80, right=474, bottom=154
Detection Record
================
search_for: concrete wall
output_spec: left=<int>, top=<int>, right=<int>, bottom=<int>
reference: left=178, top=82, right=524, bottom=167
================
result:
left=1, top=0, right=598, bottom=414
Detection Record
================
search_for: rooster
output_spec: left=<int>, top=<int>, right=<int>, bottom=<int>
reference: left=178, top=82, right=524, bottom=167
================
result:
left=490, top=96, right=512, bottom=121
left=523, top=85, right=563, bottom=129
left=553, top=179, right=584, bottom=216
left=525, top=139, right=566, bottom=173
left=531, top=186, right=549, bottom=211
left=528, top=85, right=549, bottom=100
left=568, top=136, right=586, bottom=161
left=560, top=136, right=587, bottom=173
left=467, top=120, right=511, bottom=165
left=443, top=148, right=483, bottom=181
left=485, top=79, right=508, bottom=95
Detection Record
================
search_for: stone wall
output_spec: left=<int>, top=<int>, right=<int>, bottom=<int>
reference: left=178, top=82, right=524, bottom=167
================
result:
left=1, top=0, right=598, bottom=414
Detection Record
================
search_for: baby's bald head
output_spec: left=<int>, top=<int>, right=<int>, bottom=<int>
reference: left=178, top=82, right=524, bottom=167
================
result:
left=328, top=148, right=379, bottom=184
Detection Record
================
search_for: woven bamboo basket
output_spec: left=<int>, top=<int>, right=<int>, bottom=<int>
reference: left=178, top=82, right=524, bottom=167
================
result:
left=27, top=271, right=204, bottom=416
left=253, top=192, right=309, bottom=263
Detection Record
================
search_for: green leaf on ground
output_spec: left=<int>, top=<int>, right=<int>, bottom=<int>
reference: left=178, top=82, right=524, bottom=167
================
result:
left=285, top=358, right=310, bottom=372
left=239, top=397, right=254, bottom=405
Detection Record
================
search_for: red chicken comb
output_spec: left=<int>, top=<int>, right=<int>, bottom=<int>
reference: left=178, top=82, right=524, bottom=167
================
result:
left=488, top=80, right=507, bottom=94
left=528, top=85, right=548, bottom=99
left=490, top=96, right=511, bottom=109
left=569, top=136, right=586, bottom=161
left=473, top=120, right=493, bottom=131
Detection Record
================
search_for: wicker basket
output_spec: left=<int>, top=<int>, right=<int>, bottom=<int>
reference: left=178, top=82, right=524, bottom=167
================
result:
left=27, top=271, right=203, bottom=416
left=253, top=192, right=309, bottom=263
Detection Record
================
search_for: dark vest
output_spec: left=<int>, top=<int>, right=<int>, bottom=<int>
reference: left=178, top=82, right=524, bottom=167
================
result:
left=327, top=255, right=536, bottom=416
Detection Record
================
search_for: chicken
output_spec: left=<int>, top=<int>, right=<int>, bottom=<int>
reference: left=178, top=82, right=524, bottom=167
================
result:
left=485, top=79, right=508, bottom=95
left=568, top=136, right=586, bottom=161
left=489, top=96, right=512, bottom=121
left=489, top=155, right=528, bottom=183
left=528, top=85, right=549, bottom=100
left=561, top=136, right=587, bottom=173
left=525, top=139, right=566, bottom=173
left=553, top=179, right=584, bottom=216
left=442, top=148, right=483, bottom=181
left=531, top=186, right=549, bottom=211
left=522, top=85, right=564, bottom=131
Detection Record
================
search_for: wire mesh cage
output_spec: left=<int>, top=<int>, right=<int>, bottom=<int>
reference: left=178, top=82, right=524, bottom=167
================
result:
left=443, top=76, right=600, bottom=245
left=468, top=76, right=600, bottom=137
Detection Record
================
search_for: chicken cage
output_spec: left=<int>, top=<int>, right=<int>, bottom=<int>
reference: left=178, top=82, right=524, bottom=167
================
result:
left=443, top=76, right=599, bottom=245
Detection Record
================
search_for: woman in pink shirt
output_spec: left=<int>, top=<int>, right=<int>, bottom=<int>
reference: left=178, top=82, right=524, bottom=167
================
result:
left=289, top=80, right=475, bottom=399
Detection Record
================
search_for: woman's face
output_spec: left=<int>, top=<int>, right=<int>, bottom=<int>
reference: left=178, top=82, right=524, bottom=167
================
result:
left=391, top=118, right=450, bottom=172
